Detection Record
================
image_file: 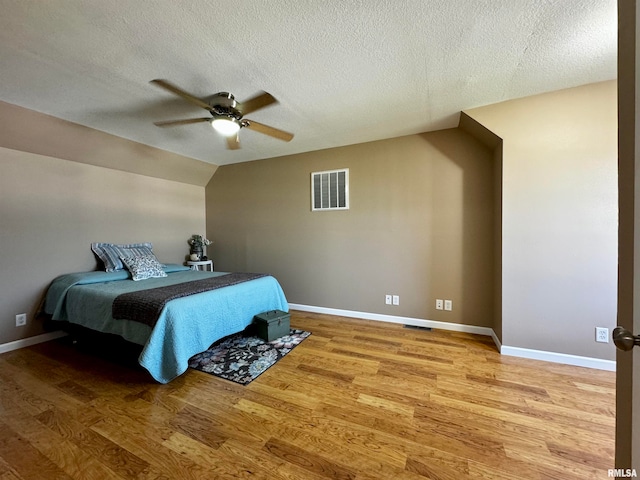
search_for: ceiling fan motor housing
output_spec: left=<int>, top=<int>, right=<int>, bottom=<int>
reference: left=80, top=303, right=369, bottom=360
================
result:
left=211, top=92, right=236, bottom=107
left=209, top=92, right=242, bottom=121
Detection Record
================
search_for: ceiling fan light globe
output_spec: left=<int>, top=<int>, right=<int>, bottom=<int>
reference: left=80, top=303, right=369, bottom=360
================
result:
left=211, top=118, right=240, bottom=136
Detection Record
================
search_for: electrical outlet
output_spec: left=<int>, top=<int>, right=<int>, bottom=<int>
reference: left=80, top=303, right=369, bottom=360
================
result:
left=385, top=295, right=392, bottom=305
left=595, top=327, right=609, bottom=343
left=436, top=299, right=444, bottom=310
left=15, top=313, right=27, bottom=327
left=444, top=300, right=453, bottom=311
left=392, top=295, right=400, bottom=306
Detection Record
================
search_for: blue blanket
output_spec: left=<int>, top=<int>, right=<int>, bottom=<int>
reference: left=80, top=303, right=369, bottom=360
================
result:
left=44, top=265, right=289, bottom=383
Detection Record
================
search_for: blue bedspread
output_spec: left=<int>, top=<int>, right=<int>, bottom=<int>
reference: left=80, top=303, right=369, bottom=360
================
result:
left=44, top=265, right=289, bottom=383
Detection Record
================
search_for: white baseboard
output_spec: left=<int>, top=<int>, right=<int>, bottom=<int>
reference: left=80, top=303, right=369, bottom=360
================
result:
left=288, top=303, right=616, bottom=372
left=500, top=345, right=616, bottom=371
left=490, top=329, right=503, bottom=351
left=3, top=310, right=614, bottom=372
left=0, top=331, right=68, bottom=355
left=288, top=303, right=495, bottom=336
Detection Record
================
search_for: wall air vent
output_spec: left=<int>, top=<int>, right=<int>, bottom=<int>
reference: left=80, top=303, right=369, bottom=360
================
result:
left=311, top=168, right=349, bottom=211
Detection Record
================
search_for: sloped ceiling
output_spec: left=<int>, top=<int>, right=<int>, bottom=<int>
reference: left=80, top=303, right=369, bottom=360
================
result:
left=0, top=0, right=616, bottom=166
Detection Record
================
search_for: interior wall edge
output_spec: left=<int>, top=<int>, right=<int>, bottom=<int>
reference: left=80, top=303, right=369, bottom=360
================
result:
left=458, top=111, right=503, bottom=148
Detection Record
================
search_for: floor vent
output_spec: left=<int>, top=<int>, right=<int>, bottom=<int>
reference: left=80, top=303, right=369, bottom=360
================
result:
left=403, top=325, right=432, bottom=331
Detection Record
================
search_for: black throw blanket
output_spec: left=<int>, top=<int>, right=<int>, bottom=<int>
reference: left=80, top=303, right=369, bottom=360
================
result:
left=112, top=272, right=267, bottom=327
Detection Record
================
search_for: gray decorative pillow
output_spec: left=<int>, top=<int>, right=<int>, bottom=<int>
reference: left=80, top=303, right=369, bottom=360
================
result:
left=120, top=255, right=168, bottom=281
left=92, top=242, right=154, bottom=272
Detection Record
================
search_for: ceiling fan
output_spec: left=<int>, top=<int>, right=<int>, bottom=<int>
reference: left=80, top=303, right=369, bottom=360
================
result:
left=150, top=79, right=294, bottom=150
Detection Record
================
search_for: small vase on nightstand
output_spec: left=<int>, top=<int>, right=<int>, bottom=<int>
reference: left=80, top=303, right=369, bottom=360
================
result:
left=190, top=245, right=203, bottom=260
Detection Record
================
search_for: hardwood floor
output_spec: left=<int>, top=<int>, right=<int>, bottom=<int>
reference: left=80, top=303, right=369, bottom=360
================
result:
left=0, top=312, right=615, bottom=479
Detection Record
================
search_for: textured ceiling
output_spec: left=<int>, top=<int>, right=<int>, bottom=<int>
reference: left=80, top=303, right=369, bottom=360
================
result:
left=0, top=0, right=617, bottom=166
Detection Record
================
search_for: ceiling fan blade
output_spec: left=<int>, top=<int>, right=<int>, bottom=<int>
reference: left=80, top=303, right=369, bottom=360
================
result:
left=153, top=118, right=211, bottom=127
left=238, top=91, right=277, bottom=115
left=244, top=119, right=294, bottom=142
left=150, top=79, right=212, bottom=111
left=226, top=134, right=240, bottom=150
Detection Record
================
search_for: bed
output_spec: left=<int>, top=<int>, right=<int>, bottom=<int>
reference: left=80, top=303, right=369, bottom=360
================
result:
left=43, top=264, right=289, bottom=383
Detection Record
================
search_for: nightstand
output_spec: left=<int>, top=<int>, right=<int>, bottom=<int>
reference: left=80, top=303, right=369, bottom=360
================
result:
left=186, top=260, right=214, bottom=272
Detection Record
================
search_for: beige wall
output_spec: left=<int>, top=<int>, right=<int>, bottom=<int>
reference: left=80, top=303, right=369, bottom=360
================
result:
left=459, top=113, right=503, bottom=341
left=206, top=130, right=496, bottom=327
left=466, top=80, right=618, bottom=360
left=492, top=145, right=503, bottom=342
left=0, top=82, right=617, bottom=366
left=0, top=101, right=217, bottom=186
left=0, top=148, right=205, bottom=344
left=0, top=104, right=208, bottom=346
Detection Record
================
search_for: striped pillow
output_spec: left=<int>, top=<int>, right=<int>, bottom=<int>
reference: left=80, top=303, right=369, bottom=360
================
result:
left=91, top=242, right=154, bottom=272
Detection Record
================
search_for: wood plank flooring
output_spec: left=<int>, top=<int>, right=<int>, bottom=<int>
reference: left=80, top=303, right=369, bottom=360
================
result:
left=0, top=312, right=615, bottom=479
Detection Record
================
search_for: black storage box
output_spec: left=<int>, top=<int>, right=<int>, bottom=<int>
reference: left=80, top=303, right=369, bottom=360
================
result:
left=254, top=310, right=291, bottom=342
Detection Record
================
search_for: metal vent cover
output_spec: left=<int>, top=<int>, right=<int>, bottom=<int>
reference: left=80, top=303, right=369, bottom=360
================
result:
left=311, top=168, right=349, bottom=211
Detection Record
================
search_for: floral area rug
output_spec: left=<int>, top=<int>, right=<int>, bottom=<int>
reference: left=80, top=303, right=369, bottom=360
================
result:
left=188, top=329, right=311, bottom=385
